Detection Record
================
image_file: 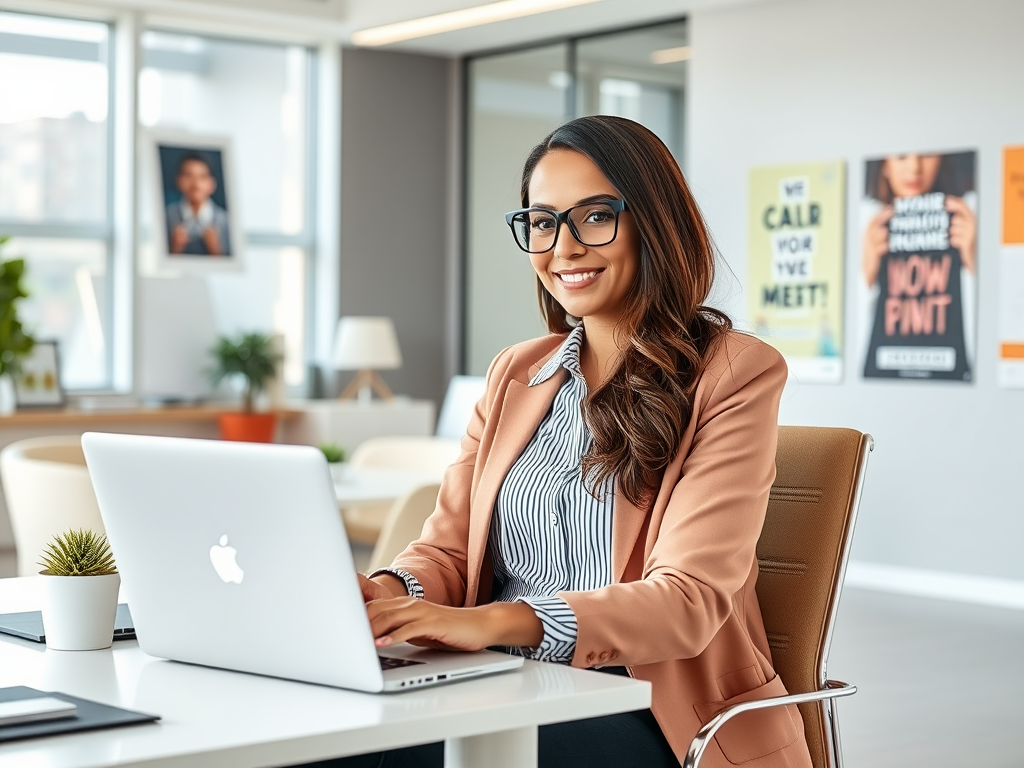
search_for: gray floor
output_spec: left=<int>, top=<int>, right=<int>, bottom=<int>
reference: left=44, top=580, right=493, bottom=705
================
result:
left=829, top=587, right=1024, bottom=768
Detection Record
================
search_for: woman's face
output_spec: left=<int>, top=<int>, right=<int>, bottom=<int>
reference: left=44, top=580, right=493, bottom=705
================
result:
left=882, top=154, right=941, bottom=198
left=526, top=149, right=640, bottom=327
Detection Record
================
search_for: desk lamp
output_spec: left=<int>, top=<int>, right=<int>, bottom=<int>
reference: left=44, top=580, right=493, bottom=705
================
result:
left=332, top=316, right=402, bottom=403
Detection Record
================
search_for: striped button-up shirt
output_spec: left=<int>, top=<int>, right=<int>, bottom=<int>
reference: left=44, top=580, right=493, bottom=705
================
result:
left=491, top=325, right=613, bottom=663
left=384, top=325, right=613, bottom=664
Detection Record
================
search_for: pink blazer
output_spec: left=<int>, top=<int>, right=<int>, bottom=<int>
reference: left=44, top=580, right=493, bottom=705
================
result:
left=392, top=330, right=813, bottom=768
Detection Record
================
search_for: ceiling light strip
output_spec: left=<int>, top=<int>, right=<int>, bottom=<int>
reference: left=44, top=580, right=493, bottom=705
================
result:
left=352, top=0, right=602, bottom=47
left=650, top=46, right=692, bottom=65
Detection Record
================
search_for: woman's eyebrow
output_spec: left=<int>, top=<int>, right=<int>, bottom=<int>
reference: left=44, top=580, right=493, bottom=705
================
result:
left=530, top=193, right=619, bottom=210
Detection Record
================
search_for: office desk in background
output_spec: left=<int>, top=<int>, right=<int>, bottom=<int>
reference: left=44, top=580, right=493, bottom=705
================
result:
left=0, top=577, right=651, bottom=768
left=331, top=464, right=444, bottom=508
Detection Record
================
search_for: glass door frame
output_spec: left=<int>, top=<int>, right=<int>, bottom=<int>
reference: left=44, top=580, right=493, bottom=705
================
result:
left=459, top=15, right=689, bottom=373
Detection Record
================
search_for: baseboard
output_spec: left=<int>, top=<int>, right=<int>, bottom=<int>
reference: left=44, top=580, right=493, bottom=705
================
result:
left=845, top=560, right=1024, bottom=610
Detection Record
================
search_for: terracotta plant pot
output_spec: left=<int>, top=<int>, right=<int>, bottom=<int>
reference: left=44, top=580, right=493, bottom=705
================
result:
left=218, top=412, right=277, bottom=443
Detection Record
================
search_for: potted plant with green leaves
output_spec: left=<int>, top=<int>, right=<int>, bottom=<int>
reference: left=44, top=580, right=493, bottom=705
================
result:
left=319, top=442, right=347, bottom=482
left=0, top=236, right=36, bottom=416
left=38, top=529, right=120, bottom=651
left=210, top=331, right=282, bottom=443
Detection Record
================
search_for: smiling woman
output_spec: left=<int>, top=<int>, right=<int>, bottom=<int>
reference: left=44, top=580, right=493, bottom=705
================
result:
left=311, top=116, right=812, bottom=768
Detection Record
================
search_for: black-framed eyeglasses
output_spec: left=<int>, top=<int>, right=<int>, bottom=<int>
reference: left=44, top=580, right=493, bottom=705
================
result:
left=504, top=198, right=628, bottom=254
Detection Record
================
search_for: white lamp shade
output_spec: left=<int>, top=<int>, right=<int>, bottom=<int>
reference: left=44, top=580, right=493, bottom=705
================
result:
left=332, top=316, right=402, bottom=371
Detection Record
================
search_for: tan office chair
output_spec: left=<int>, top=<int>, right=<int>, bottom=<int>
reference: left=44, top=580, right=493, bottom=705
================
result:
left=367, top=483, right=442, bottom=572
left=342, top=436, right=461, bottom=544
left=0, top=435, right=106, bottom=577
left=685, top=426, right=873, bottom=768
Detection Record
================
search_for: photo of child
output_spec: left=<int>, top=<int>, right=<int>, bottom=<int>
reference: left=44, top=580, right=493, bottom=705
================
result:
left=152, top=136, right=241, bottom=271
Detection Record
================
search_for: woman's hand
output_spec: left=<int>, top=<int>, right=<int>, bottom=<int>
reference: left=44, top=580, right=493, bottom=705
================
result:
left=357, top=572, right=408, bottom=603
left=862, top=205, right=893, bottom=287
left=946, top=196, right=977, bottom=273
left=366, top=598, right=543, bottom=652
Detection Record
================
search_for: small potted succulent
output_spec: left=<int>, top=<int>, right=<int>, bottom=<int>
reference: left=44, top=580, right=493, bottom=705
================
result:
left=210, top=331, right=282, bottom=443
left=38, top=529, right=120, bottom=651
left=319, top=442, right=347, bottom=482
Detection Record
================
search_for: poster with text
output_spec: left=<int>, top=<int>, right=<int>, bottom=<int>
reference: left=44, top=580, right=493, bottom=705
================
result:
left=748, top=162, right=846, bottom=383
left=998, top=145, right=1024, bottom=388
left=860, top=151, right=977, bottom=381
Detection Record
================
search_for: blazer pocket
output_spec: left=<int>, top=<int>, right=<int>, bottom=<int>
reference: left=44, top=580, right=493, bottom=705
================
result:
left=693, top=674, right=801, bottom=765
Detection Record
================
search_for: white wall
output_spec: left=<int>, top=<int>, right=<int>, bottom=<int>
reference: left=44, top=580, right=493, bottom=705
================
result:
left=689, top=0, right=1024, bottom=581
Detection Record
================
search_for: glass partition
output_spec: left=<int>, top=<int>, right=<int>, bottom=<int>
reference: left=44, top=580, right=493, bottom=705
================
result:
left=465, top=44, right=568, bottom=375
left=463, top=20, right=688, bottom=374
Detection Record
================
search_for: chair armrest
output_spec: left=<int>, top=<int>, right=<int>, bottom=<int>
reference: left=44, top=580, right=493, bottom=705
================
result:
left=683, top=680, right=856, bottom=768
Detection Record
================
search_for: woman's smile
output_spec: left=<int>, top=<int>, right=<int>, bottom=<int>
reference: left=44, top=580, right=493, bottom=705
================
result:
left=554, top=267, right=605, bottom=289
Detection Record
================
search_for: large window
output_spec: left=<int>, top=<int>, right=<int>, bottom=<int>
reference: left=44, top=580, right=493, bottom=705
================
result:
left=0, top=13, right=319, bottom=395
left=0, top=11, right=113, bottom=389
left=140, top=32, right=314, bottom=389
left=464, top=20, right=688, bottom=374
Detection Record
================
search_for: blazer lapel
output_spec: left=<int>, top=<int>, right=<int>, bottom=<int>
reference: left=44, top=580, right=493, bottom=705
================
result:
left=465, top=371, right=565, bottom=605
left=612, top=488, right=649, bottom=582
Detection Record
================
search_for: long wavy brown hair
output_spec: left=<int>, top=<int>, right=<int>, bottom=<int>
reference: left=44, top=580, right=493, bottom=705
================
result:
left=520, top=116, right=732, bottom=507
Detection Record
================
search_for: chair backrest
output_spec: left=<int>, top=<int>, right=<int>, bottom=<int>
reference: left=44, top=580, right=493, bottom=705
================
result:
left=435, top=375, right=486, bottom=440
left=755, top=426, right=872, bottom=768
left=0, top=435, right=106, bottom=576
left=368, top=483, right=442, bottom=572
left=349, top=436, right=462, bottom=474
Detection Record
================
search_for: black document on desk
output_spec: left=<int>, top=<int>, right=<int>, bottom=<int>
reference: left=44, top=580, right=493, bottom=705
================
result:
left=0, top=687, right=158, bottom=742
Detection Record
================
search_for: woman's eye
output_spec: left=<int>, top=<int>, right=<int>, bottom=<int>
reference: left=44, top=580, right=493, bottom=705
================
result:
left=531, top=217, right=556, bottom=231
left=584, top=208, right=613, bottom=224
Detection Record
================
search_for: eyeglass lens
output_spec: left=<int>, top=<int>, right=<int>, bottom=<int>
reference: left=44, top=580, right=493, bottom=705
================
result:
left=511, top=202, right=619, bottom=253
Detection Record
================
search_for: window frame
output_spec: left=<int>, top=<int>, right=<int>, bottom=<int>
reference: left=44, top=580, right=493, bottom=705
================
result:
left=0, top=11, right=117, bottom=389
left=0, top=7, right=336, bottom=397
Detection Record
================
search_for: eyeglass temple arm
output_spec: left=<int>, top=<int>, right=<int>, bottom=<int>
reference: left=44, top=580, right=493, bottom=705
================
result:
left=682, top=680, right=856, bottom=768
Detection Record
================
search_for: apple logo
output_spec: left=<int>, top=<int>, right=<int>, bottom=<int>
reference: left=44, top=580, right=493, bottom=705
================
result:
left=209, top=535, right=244, bottom=584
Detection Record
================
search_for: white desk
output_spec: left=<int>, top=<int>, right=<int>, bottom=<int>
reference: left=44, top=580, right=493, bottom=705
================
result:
left=331, top=464, right=443, bottom=507
left=0, top=577, right=650, bottom=768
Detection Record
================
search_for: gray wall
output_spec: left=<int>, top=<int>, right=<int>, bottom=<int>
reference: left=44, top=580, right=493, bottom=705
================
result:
left=338, top=47, right=453, bottom=408
left=689, top=0, right=1024, bottom=581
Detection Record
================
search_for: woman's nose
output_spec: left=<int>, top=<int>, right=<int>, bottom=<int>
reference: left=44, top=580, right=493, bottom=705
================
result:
left=553, top=221, right=583, bottom=260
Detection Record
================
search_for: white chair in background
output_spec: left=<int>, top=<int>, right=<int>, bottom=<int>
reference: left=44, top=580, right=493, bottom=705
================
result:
left=342, top=375, right=482, bottom=547
left=343, top=436, right=461, bottom=544
left=367, top=483, right=442, bottom=572
left=0, top=435, right=106, bottom=577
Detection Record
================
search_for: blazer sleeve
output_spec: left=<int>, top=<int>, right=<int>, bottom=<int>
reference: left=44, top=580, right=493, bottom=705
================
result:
left=387, top=347, right=513, bottom=606
left=561, top=339, right=787, bottom=668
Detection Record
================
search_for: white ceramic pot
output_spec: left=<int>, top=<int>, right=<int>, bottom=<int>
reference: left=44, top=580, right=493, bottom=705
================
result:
left=329, top=461, right=348, bottom=483
left=40, top=572, right=121, bottom=651
left=0, top=373, right=15, bottom=416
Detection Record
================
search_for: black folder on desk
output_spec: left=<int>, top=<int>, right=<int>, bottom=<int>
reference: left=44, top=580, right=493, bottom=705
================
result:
left=0, top=687, right=159, bottom=742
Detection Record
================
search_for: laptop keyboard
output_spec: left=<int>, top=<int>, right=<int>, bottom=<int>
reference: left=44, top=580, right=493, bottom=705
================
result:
left=379, top=656, right=425, bottom=670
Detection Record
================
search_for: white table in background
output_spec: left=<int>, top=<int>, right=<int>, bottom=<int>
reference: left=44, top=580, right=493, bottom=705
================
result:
left=0, top=577, right=651, bottom=768
left=331, top=464, right=444, bottom=507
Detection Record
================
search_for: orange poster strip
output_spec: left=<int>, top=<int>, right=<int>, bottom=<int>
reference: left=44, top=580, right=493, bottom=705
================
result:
left=1004, top=146, right=1024, bottom=245
left=1000, top=343, right=1024, bottom=360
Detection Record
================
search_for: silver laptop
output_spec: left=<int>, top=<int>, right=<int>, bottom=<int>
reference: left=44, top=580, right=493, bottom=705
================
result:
left=80, top=432, right=523, bottom=693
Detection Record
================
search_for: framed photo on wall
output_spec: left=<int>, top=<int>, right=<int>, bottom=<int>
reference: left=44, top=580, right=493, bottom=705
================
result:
left=148, top=132, right=244, bottom=273
left=14, top=340, right=65, bottom=408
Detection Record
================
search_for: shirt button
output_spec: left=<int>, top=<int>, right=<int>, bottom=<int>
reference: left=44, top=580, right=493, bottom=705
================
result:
left=550, top=513, right=558, bottom=525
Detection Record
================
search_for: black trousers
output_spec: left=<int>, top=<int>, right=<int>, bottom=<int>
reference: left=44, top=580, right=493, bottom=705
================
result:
left=292, top=670, right=680, bottom=768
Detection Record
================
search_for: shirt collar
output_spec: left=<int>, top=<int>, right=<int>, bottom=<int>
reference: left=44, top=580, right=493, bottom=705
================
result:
left=530, top=325, right=586, bottom=387
left=179, top=199, right=214, bottom=226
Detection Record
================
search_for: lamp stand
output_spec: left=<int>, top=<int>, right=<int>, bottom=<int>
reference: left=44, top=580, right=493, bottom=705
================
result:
left=338, top=369, right=394, bottom=402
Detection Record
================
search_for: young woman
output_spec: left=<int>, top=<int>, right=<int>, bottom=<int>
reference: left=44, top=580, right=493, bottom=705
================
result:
left=327, top=116, right=811, bottom=768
